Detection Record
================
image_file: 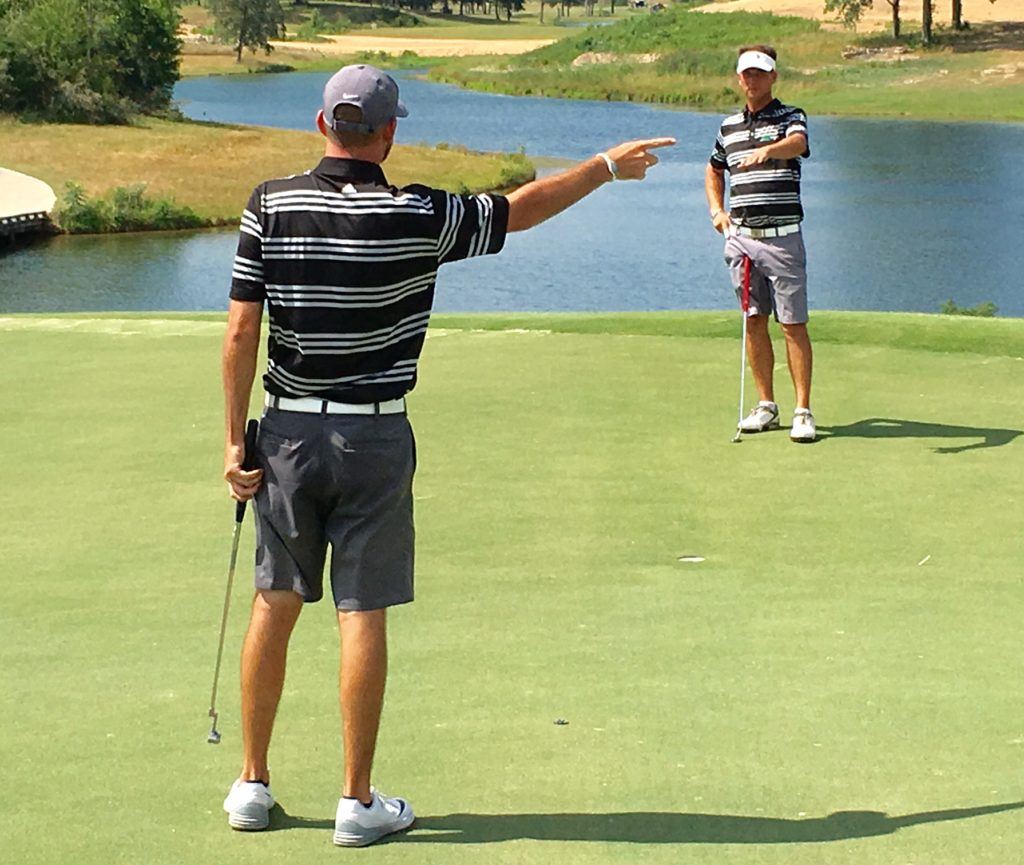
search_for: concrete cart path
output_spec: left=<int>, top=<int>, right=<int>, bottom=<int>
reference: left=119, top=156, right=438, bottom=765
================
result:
left=1, top=167, right=57, bottom=220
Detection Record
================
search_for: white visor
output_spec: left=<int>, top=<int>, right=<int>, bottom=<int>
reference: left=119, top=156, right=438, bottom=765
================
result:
left=737, top=51, right=776, bottom=74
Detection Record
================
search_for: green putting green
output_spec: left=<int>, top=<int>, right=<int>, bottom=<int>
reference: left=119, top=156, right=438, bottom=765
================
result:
left=2, top=312, right=1021, bottom=864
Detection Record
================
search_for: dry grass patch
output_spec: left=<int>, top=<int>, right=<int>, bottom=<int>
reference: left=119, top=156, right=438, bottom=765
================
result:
left=179, top=42, right=340, bottom=77
left=0, top=117, right=533, bottom=225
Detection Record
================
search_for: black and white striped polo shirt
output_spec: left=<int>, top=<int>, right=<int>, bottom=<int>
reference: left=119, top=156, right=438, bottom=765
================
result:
left=709, top=99, right=810, bottom=228
left=230, top=157, right=508, bottom=402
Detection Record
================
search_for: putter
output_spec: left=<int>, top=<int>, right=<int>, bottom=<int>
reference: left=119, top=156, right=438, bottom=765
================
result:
left=731, top=255, right=752, bottom=443
left=207, top=418, right=259, bottom=745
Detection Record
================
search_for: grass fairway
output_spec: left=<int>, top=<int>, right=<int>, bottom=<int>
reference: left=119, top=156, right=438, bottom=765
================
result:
left=1, top=311, right=1022, bottom=864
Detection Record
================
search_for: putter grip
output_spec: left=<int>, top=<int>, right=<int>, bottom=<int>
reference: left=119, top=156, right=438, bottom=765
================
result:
left=741, top=256, right=752, bottom=312
left=234, top=418, right=260, bottom=522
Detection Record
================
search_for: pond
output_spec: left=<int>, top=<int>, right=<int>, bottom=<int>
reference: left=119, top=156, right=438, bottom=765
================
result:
left=2, top=71, right=1020, bottom=316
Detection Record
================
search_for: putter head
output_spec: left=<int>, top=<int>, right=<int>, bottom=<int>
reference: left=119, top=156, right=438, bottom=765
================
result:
left=731, top=430, right=743, bottom=443
left=207, top=708, right=221, bottom=744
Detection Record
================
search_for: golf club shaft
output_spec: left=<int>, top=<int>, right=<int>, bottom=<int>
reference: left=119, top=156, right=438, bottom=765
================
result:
left=734, top=255, right=752, bottom=438
left=207, top=418, right=259, bottom=739
left=737, top=311, right=748, bottom=430
left=208, top=520, right=243, bottom=721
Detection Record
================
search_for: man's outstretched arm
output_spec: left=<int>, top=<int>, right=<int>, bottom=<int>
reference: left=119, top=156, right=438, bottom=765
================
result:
left=506, top=138, right=676, bottom=233
left=222, top=299, right=264, bottom=502
left=737, top=132, right=808, bottom=168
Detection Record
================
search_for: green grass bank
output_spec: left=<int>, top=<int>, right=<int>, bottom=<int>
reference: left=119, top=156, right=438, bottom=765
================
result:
left=429, top=7, right=1024, bottom=121
left=0, top=117, right=533, bottom=233
left=2, top=310, right=1022, bottom=864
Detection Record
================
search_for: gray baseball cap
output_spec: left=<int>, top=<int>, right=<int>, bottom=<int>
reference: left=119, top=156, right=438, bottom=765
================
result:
left=322, top=64, right=408, bottom=135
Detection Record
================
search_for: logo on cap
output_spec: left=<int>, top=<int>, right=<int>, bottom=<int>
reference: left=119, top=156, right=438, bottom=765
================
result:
left=736, top=51, right=776, bottom=74
left=322, top=65, right=409, bottom=135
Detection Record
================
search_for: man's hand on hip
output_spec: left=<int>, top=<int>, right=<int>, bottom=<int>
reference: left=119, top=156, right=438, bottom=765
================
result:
left=712, top=210, right=732, bottom=235
left=224, top=444, right=263, bottom=502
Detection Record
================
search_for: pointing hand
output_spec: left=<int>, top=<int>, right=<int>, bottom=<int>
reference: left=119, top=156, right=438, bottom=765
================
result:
left=602, top=138, right=677, bottom=180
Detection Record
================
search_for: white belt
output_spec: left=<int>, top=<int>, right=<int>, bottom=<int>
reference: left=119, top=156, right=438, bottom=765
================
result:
left=734, top=224, right=801, bottom=239
left=265, top=394, right=406, bottom=415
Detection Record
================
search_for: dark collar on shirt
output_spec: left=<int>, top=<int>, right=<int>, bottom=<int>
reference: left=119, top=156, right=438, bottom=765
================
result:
left=744, top=98, right=782, bottom=121
left=313, top=157, right=388, bottom=186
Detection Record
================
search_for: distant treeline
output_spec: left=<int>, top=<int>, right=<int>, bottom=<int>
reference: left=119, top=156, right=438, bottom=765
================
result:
left=0, top=0, right=179, bottom=123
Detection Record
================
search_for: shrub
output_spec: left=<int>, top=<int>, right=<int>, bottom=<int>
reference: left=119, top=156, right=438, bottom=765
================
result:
left=0, top=58, right=13, bottom=106
left=495, top=150, right=534, bottom=189
left=57, top=183, right=109, bottom=235
left=940, top=299, right=998, bottom=317
left=0, top=0, right=179, bottom=123
left=56, top=182, right=208, bottom=234
left=296, top=8, right=340, bottom=39
left=51, top=80, right=134, bottom=125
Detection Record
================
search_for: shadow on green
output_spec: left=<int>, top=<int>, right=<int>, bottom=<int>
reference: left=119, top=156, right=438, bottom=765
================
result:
left=817, top=418, right=1023, bottom=454
left=402, top=801, right=1024, bottom=844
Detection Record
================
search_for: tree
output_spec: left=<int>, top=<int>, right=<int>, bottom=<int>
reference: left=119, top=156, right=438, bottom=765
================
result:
left=208, top=0, right=285, bottom=62
left=823, top=0, right=872, bottom=28
left=888, top=0, right=900, bottom=37
left=0, top=0, right=180, bottom=122
left=823, top=0, right=901, bottom=39
left=921, top=0, right=932, bottom=42
left=951, top=0, right=962, bottom=29
left=110, top=0, right=180, bottom=108
left=494, top=0, right=522, bottom=18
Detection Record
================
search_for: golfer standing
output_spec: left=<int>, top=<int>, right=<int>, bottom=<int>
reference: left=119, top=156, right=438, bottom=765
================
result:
left=221, top=64, right=674, bottom=845
left=705, top=45, right=816, bottom=442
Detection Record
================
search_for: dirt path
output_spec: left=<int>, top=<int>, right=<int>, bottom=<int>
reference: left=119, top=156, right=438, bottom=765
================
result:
left=695, top=0, right=1024, bottom=30
left=272, top=34, right=556, bottom=57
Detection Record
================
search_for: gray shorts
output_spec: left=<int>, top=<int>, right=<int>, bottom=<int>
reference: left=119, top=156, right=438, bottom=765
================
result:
left=251, top=407, right=415, bottom=611
left=724, top=230, right=808, bottom=324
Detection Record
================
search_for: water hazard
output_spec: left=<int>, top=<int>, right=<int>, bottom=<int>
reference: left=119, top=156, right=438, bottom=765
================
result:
left=2, top=72, right=1021, bottom=315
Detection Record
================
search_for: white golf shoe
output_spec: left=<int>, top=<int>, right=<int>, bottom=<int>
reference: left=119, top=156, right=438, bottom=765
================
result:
left=791, top=408, right=817, bottom=442
left=223, top=779, right=275, bottom=831
left=333, top=788, right=415, bottom=847
left=739, top=401, right=780, bottom=433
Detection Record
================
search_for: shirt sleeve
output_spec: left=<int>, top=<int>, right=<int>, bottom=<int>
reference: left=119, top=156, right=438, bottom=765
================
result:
left=785, top=109, right=811, bottom=159
left=436, top=192, right=510, bottom=266
left=709, top=129, right=728, bottom=171
left=229, top=186, right=266, bottom=303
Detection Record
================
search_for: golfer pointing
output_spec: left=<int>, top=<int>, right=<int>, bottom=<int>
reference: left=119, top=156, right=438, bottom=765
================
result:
left=705, top=45, right=816, bottom=442
left=221, top=64, right=673, bottom=846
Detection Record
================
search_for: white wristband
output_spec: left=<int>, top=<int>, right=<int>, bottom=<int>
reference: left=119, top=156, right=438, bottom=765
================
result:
left=597, top=152, right=618, bottom=181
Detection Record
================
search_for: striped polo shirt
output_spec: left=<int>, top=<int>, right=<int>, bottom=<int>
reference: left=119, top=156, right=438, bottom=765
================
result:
left=230, top=157, right=508, bottom=403
left=709, top=98, right=810, bottom=228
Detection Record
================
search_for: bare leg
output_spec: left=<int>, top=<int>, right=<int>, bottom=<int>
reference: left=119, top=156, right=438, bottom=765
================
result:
left=338, top=608, right=388, bottom=803
left=240, top=589, right=304, bottom=783
left=781, top=322, right=813, bottom=409
left=746, top=314, right=775, bottom=404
